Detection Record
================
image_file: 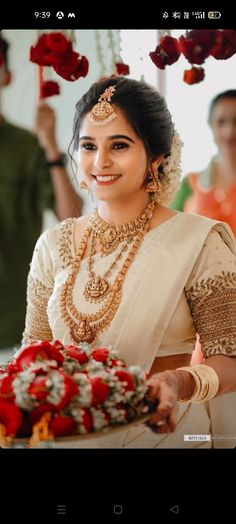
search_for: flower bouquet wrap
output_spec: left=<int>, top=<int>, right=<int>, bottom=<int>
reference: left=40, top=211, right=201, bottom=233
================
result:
left=0, top=340, right=149, bottom=447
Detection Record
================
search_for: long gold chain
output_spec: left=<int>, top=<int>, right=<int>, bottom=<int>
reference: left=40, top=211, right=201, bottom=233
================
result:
left=84, top=230, right=131, bottom=303
left=60, top=196, right=157, bottom=344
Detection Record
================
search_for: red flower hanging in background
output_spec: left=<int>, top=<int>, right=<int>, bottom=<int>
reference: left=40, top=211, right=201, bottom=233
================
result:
left=115, top=62, right=130, bottom=75
left=53, top=52, right=89, bottom=81
left=183, top=66, right=205, bottom=85
left=30, top=32, right=89, bottom=98
left=150, top=35, right=181, bottom=69
left=149, top=29, right=236, bottom=85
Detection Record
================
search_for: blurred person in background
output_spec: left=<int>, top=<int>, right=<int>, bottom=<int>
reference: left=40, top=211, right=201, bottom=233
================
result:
left=0, top=35, right=83, bottom=359
left=172, top=90, right=236, bottom=235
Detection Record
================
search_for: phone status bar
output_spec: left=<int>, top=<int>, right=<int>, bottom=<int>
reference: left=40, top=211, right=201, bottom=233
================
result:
left=0, top=7, right=231, bottom=29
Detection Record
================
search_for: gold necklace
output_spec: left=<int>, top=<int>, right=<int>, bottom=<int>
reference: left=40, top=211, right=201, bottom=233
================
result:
left=60, top=195, right=157, bottom=344
left=90, top=195, right=157, bottom=255
left=83, top=230, right=131, bottom=303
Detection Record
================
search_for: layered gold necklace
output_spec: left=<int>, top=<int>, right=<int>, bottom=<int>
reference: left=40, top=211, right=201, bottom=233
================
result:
left=60, top=195, right=157, bottom=344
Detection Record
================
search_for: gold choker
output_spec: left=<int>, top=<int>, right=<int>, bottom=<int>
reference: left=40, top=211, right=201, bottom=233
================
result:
left=90, top=194, right=158, bottom=255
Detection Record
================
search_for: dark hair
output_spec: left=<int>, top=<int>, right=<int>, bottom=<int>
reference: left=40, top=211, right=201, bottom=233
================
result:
left=72, top=76, right=174, bottom=162
left=208, top=90, right=236, bottom=124
left=0, top=35, right=9, bottom=71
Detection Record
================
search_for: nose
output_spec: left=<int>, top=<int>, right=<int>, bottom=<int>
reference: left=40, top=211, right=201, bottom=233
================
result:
left=93, top=147, right=112, bottom=169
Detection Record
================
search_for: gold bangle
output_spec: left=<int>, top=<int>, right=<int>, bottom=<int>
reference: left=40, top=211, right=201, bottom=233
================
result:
left=177, top=365, right=219, bottom=403
left=191, top=365, right=219, bottom=402
left=177, top=366, right=202, bottom=403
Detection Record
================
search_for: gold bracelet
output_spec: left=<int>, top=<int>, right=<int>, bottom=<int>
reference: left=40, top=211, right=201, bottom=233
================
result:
left=177, top=365, right=219, bottom=403
left=177, top=366, right=202, bottom=403
left=192, top=365, right=219, bottom=402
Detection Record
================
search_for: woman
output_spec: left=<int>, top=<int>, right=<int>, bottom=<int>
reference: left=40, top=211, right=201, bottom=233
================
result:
left=172, top=90, right=236, bottom=235
left=22, top=77, right=236, bottom=448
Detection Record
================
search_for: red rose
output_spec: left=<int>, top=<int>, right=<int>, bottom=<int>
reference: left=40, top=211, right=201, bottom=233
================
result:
left=65, top=347, right=89, bottom=365
left=5, top=361, right=18, bottom=374
left=82, top=408, right=93, bottom=432
left=30, top=34, right=50, bottom=66
left=223, top=30, right=236, bottom=44
left=183, top=66, right=205, bottom=85
left=41, top=80, right=60, bottom=98
left=111, top=359, right=126, bottom=368
left=210, top=29, right=236, bottom=60
left=90, top=377, right=110, bottom=405
left=53, top=340, right=65, bottom=351
left=54, top=372, right=79, bottom=411
left=115, top=370, right=135, bottom=391
left=92, top=348, right=110, bottom=363
left=15, top=341, right=64, bottom=371
left=53, top=52, right=89, bottom=81
left=28, top=376, right=49, bottom=401
left=116, top=62, right=130, bottom=75
left=150, top=36, right=181, bottom=69
left=0, top=401, right=23, bottom=436
left=50, top=415, right=77, bottom=437
left=179, top=30, right=216, bottom=65
left=46, top=33, right=71, bottom=55
left=30, top=32, right=72, bottom=67
left=0, top=375, right=16, bottom=402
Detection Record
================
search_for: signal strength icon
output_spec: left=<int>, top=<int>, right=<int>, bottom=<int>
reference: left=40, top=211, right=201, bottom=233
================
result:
left=192, top=11, right=205, bottom=18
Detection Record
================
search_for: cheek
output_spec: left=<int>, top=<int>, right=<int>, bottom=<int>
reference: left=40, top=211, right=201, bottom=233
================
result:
left=77, top=152, right=91, bottom=172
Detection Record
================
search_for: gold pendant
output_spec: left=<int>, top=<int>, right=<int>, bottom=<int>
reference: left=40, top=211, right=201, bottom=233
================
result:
left=71, top=321, right=95, bottom=343
left=84, top=276, right=110, bottom=302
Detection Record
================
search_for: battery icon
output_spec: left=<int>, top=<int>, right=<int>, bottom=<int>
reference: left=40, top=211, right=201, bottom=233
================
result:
left=208, top=11, right=221, bottom=18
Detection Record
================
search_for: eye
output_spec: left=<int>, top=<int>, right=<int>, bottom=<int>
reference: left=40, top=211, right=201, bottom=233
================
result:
left=112, top=142, right=129, bottom=150
left=80, top=142, right=96, bottom=150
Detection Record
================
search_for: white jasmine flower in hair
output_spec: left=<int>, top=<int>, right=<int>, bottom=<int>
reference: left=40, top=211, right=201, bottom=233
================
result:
left=157, top=129, right=183, bottom=205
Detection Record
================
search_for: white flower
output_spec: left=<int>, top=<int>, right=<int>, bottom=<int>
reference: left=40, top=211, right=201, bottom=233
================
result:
left=158, top=129, right=183, bottom=205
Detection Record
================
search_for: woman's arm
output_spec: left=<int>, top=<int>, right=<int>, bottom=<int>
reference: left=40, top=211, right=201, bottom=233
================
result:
left=147, top=226, right=236, bottom=433
left=147, top=354, right=236, bottom=433
left=22, top=230, right=54, bottom=345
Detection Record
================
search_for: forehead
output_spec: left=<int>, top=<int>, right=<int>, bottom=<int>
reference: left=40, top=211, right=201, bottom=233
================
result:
left=79, top=106, right=137, bottom=139
left=212, top=98, right=236, bottom=119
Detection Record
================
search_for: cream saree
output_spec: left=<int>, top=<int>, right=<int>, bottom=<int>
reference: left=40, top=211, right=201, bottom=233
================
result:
left=22, top=212, right=236, bottom=448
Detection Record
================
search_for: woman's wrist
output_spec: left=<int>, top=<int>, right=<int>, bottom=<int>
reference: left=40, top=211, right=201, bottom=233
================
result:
left=152, top=369, right=195, bottom=400
left=174, top=369, right=196, bottom=400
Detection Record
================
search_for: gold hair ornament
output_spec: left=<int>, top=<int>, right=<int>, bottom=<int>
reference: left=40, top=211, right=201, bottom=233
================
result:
left=88, top=85, right=118, bottom=126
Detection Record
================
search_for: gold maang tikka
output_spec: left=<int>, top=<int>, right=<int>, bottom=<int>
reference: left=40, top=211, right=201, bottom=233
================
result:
left=88, top=85, right=118, bottom=126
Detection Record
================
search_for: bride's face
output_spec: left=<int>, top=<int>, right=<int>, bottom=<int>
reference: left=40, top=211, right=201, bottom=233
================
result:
left=77, top=106, right=149, bottom=202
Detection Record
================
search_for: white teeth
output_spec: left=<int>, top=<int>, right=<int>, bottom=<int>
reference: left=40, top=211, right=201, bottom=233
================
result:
left=96, top=175, right=120, bottom=182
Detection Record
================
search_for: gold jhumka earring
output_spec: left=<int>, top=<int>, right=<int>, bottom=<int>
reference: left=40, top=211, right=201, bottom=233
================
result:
left=145, top=167, right=160, bottom=193
left=88, top=85, right=118, bottom=126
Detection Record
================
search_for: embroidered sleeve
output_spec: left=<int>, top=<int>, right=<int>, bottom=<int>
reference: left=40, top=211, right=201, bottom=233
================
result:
left=22, top=231, right=54, bottom=345
left=185, top=228, right=236, bottom=358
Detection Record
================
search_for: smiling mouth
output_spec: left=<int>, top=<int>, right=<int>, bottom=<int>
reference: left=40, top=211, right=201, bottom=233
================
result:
left=91, top=174, right=122, bottom=182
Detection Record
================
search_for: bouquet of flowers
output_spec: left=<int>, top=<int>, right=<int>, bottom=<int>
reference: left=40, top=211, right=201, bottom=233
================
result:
left=0, top=340, right=148, bottom=447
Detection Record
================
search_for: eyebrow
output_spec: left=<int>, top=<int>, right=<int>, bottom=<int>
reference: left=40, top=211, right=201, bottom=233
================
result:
left=79, top=134, right=135, bottom=143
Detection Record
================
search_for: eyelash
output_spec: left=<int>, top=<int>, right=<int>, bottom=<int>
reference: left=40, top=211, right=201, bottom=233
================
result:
left=81, top=142, right=129, bottom=151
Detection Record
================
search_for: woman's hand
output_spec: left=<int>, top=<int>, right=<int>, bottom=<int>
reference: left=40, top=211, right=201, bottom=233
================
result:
left=146, top=371, right=180, bottom=433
